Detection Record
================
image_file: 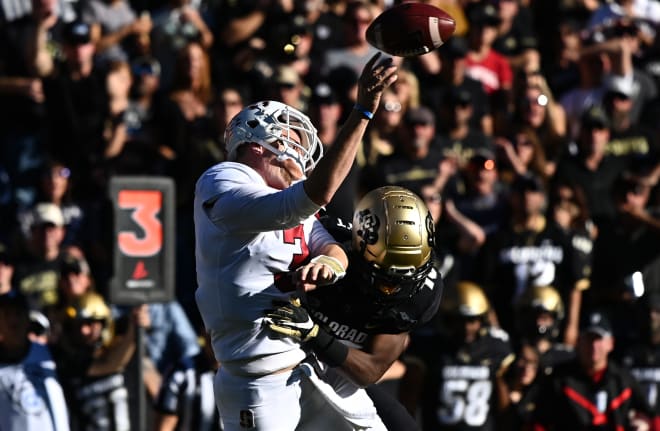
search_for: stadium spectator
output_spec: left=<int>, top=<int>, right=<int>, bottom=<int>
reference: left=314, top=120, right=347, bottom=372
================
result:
left=360, top=105, right=444, bottom=197
left=530, top=310, right=653, bottom=430
left=81, top=0, right=152, bottom=65
left=0, top=292, right=70, bottom=431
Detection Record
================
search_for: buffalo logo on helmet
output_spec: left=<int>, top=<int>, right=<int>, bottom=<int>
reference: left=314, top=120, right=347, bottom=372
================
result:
left=355, top=208, right=380, bottom=251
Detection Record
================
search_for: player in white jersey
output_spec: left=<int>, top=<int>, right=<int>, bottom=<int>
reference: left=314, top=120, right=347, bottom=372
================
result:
left=194, top=53, right=397, bottom=430
left=0, top=293, right=70, bottom=431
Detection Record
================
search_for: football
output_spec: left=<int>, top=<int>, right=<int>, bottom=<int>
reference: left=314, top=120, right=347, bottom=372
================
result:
left=366, top=2, right=456, bottom=57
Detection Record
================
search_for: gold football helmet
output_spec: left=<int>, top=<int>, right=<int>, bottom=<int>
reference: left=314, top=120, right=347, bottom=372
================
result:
left=66, top=291, right=114, bottom=346
left=518, top=285, right=564, bottom=319
left=453, top=281, right=490, bottom=317
left=352, top=186, right=436, bottom=298
left=515, top=285, right=564, bottom=340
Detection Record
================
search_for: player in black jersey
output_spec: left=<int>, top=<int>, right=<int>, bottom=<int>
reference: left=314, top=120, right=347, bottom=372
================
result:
left=514, top=285, right=575, bottom=375
left=400, top=281, right=515, bottom=431
left=263, top=186, right=444, bottom=431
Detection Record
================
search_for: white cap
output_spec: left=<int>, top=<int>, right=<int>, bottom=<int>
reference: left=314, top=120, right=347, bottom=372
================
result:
left=32, top=203, right=65, bottom=227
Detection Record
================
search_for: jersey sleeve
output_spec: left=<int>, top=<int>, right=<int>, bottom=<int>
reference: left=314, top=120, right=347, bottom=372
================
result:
left=196, top=163, right=322, bottom=233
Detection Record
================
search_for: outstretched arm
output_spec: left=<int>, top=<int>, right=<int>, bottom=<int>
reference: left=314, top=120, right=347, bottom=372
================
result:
left=304, top=53, right=397, bottom=207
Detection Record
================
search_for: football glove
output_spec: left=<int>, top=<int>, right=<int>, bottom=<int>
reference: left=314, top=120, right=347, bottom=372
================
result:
left=263, top=297, right=319, bottom=342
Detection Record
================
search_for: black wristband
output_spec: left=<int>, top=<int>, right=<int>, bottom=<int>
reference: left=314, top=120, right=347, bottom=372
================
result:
left=307, top=327, right=349, bottom=367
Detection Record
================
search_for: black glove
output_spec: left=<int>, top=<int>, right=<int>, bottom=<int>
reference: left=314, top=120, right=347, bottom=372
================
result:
left=263, top=297, right=319, bottom=342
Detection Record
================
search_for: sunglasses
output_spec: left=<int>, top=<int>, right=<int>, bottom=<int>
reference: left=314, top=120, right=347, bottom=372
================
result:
left=383, top=101, right=402, bottom=113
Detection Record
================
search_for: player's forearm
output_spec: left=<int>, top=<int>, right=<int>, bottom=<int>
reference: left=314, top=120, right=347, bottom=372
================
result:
left=332, top=333, right=408, bottom=388
left=304, top=53, right=396, bottom=206
left=339, top=348, right=395, bottom=387
left=304, top=110, right=370, bottom=206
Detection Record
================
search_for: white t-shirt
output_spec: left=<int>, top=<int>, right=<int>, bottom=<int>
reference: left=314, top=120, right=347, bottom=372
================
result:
left=194, top=162, right=337, bottom=375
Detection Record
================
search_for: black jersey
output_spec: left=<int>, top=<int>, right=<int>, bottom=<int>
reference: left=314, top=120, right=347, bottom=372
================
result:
left=306, top=259, right=443, bottom=348
left=532, top=359, right=652, bottom=430
left=621, top=343, right=660, bottom=418
left=480, top=218, right=589, bottom=333
left=412, top=327, right=514, bottom=431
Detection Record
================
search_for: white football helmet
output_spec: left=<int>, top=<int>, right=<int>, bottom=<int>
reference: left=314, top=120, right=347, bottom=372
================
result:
left=224, top=100, right=323, bottom=173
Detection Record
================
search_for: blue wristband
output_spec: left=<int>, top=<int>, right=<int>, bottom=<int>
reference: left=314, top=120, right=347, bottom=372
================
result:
left=354, top=103, right=374, bottom=120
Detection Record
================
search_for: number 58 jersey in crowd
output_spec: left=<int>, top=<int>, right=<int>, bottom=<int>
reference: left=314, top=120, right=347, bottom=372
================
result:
left=410, top=326, right=514, bottom=431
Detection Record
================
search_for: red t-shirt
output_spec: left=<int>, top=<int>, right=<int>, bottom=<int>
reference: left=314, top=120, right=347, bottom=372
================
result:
left=465, top=49, right=513, bottom=94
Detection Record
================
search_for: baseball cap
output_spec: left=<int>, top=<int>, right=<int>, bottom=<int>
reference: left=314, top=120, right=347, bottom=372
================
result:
left=605, top=75, right=635, bottom=99
left=274, top=65, right=299, bottom=87
left=0, top=241, right=12, bottom=265
left=468, top=148, right=497, bottom=170
left=512, top=173, right=545, bottom=193
left=447, top=87, right=472, bottom=106
left=132, top=57, right=161, bottom=77
left=32, top=203, right=65, bottom=227
left=311, top=82, right=338, bottom=105
left=440, top=36, right=469, bottom=60
left=580, top=311, right=613, bottom=338
left=60, top=254, right=91, bottom=276
left=469, top=4, right=502, bottom=27
left=404, top=106, right=435, bottom=126
left=581, top=106, right=610, bottom=129
left=63, top=21, right=92, bottom=45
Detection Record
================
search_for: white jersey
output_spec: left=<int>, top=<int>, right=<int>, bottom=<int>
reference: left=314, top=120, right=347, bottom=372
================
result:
left=0, top=342, right=70, bottom=431
left=194, top=162, right=337, bottom=375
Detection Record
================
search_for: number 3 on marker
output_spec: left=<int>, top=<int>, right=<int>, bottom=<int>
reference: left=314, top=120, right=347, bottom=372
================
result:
left=118, top=190, right=163, bottom=257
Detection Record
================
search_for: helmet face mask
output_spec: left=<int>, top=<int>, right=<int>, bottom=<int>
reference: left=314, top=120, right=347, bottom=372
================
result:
left=352, top=186, right=436, bottom=301
left=224, top=100, right=323, bottom=173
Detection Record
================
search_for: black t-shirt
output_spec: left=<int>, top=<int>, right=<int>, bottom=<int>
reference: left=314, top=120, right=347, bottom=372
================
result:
left=620, top=342, right=660, bottom=417
left=0, top=17, right=64, bottom=130
left=43, top=66, right=106, bottom=179
left=553, top=154, right=628, bottom=227
left=437, top=130, right=494, bottom=167
left=360, top=145, right=445, bottom=198
left=492, top=6, right=537, bottom=58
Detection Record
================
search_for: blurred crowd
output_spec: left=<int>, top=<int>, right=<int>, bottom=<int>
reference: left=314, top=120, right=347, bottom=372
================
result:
left=1, top=0, right=660, bottom=429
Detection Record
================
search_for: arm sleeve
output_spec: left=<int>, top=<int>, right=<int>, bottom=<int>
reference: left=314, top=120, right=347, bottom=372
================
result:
left=198, top=164, right=322, bottom=233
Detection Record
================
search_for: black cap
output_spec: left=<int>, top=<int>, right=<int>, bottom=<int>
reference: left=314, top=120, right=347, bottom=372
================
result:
left=440, top=36, right=469, bottom=60
left=132, top=57, right=161, bottom=77
left=512, top=173, right=545, bottom=193
left=447, top=87, right=472, bottom=106
left=0, top=241, right=12, bottom=265
left=580, top=311, right=613, bottom=338
left=470, top=4, right=502, bottom=27
left=404, top=106, right=435, bottom=125
left=60, top=254, right=90, bottom=276
left=63, top=21, right=92, bottom=45
left=311, top=82, right=338, bottom=105
left=581, top=105, right=610, bottom=129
